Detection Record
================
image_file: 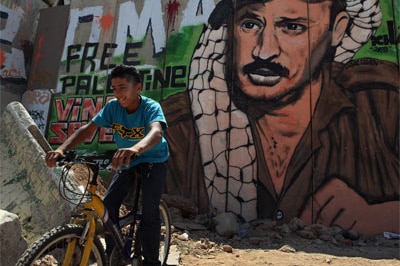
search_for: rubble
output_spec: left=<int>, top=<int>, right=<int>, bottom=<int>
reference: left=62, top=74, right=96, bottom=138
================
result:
left=168, top=208, right=400, bottom=264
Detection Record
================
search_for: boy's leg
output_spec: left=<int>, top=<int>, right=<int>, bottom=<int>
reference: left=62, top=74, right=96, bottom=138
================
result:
left=140, top=162, right=167, bottom=266
left=103, top=169, right=134, bottom=255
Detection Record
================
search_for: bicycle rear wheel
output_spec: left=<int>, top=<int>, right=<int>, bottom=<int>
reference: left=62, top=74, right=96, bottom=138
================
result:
left=158, top=199, right=172, bottom=265
left=16, top=224, right=106, bottom=266
left=110, top=199, right=172, bottom=265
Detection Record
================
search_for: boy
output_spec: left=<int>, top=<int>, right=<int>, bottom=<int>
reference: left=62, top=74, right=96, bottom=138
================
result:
left=46, top=65, right=169, bottom=265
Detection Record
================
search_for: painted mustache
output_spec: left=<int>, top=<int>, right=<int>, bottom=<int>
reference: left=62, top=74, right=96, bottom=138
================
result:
left=243, top=59, right=289, bottom=78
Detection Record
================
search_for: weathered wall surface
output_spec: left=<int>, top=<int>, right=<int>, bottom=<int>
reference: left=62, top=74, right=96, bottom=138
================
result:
left=1, top=0, right=399, bottom=236
left=0, top=101, right=72, bottom=243
left=0, top=0, right=48, bottom=113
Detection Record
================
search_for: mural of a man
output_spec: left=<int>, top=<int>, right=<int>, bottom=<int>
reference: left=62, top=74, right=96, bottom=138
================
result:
left=162, top=0, right=399, bottom=235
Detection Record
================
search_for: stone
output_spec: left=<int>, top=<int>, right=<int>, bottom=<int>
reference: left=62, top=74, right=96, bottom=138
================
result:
left=288, top=217, right=307, bottom=232
left=277, top=223, right=292, bottom=234
left=297, top=229, right=317, bottom=240
left=0, top=210, right=28, bottom=266
left=278, top=244, right=296, bottom=253
left=213, top=212, right=239, bottom=237
left=222, top=244, right=233, bottom=253
left=178, top=232, right=189, bottom=241
left=307, top=223, right=328, bottom=237
left=343, top=229, right=361, bottom=240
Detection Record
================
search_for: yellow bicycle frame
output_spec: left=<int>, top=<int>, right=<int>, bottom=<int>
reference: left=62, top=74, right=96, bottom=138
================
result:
left=63, top=182, right=106, bottom=266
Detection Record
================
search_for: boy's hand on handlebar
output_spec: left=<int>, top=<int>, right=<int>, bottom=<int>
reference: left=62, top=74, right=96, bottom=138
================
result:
left=112, top=148, right=138, bottom=170
left=45, top=150, right=64, bottom=167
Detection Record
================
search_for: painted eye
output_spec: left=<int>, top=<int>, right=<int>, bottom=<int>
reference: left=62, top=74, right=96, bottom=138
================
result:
left=285, top=23, right=306, bottom=31
left=241, top=20, right=263, bottom=33
left=274, top=20, right=307, bottom=35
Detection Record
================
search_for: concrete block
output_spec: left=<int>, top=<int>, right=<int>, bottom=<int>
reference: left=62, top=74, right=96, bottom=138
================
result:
left=0, top=210, right=28, bottom=266
left=0, top=101, right=72, bottom=243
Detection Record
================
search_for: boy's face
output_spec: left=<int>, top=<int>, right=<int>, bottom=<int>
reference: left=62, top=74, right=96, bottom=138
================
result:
left=111, top=77, right=141, bottom=111
left=232, top=0, right=344, bottom=101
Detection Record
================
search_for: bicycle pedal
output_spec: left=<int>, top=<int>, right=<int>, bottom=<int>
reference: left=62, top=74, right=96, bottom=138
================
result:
left=131, top=257, right=142, bottom=266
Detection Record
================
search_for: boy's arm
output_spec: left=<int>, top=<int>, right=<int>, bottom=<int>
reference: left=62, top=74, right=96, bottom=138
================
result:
left=45, top=121, right=99, bottom=167
left=111, top=121, right=163, bottom=170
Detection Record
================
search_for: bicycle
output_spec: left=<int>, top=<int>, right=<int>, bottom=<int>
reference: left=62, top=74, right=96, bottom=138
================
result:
left=16, top=150, right=172, bottom=266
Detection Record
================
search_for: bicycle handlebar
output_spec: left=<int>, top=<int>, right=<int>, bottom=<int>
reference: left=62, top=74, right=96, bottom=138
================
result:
left=57, top=150, right=139, bottom=170
left=57, top=150, right=115, bottom=169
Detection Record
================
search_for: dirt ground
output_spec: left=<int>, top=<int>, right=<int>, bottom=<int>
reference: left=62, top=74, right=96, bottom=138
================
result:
left=72, top=164, right=400, bottom=266
left=170, top=212, right=400, bottom=266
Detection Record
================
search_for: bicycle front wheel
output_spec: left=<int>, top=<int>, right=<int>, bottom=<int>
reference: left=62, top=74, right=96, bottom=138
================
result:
left=16, top=224, right=106, bottom=266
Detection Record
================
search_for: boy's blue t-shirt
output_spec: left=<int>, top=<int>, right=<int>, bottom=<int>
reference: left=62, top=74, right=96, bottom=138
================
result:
left=92, top=96, right=169, bottom=168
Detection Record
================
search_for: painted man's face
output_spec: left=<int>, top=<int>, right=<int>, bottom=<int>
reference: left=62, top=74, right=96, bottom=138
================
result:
left=233, top=0, right=345, bottom=101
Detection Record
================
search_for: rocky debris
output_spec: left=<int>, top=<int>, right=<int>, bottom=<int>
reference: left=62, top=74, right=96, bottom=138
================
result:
left=3, top=205, right=400, bottom=265
left=0, top=210, right=28, bottom=266
left=169, top=208, right=400, bottom=261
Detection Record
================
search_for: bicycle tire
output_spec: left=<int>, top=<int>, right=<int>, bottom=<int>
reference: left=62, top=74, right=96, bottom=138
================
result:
left=159, top=199, right=172, bottom=265
left=16, top=224, right=107, bottom=266
left=109, top=200, right=172, bottom=265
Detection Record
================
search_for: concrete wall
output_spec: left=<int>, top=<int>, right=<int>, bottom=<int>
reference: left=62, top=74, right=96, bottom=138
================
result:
left=0, top=101, right=72, bottom=243
left=0, top=0, right=48, bottom=114
left=1, top=0, right=399, bottom=236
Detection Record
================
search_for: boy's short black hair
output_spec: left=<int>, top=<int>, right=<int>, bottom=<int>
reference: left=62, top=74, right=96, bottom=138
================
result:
left=110, top=65, right=142, bottom=84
